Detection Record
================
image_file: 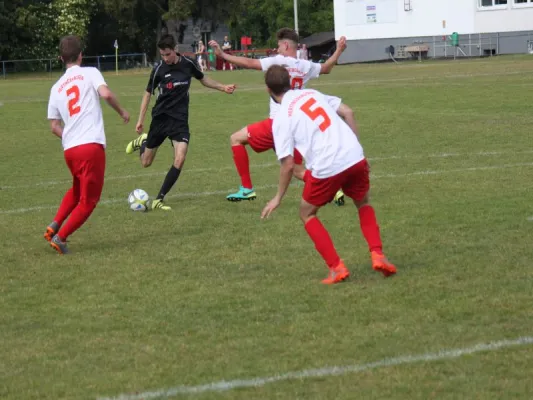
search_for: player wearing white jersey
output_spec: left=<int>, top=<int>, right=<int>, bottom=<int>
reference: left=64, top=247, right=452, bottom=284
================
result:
left=44, top=35, right=129, bottom=254
left=209, top=28, right=356, bottom=203
left=261, top=65, right=396, bottom=284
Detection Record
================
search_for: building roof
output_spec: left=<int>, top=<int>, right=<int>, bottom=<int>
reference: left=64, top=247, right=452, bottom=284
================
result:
left=300, top=31, right=335, bottom=48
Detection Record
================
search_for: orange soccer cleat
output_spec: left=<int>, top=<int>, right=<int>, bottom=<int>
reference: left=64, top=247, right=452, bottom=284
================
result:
left=371, top=251, right=397, bottom=277
left=321, top=260, right=350, bottom=284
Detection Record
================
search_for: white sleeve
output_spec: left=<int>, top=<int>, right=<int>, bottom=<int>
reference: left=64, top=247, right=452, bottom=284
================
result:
left=89, top=67, right=107, bottom=91
left=272, top=113, right=294, bottom=160
left=307, top=60, right=321, bottom=80
left=325, top=95, right=342, bottom=111
left=47, top=90, right=61, bottom=120
left=260, top=55, right=285, bottom=71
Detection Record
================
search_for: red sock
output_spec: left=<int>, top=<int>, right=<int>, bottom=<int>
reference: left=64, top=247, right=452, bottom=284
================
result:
left=304, top=217, right=341, bottom=269
left=231, top=145, right=253, bottom=189
left=358, top=205, right=383, bottom=253
left=53, top=186, right=80, bottom=226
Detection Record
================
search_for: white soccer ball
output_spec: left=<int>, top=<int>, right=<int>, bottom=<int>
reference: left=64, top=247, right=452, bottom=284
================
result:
left=128, top=189, right=150, bottom=212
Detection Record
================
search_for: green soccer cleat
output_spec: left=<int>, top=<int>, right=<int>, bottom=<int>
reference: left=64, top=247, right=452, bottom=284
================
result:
left=333, top=190, right=345, bottom=206
left=126, top=133, right=148, bottom=154
left=226, top=186, right=257, bottom=202
left=150, top=199, right=171, bottom=211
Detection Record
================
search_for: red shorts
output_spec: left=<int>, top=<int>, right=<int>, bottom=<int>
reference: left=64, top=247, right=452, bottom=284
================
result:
left=303, top=159, right=370, bottom=207
left=64, top=143, right=106, bottom=204
left=247, top=118, right=303, bottom=164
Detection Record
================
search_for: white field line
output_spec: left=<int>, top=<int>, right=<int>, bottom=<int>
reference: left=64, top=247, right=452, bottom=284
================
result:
left=2, top=161, right=533, bottom=216
left=97, top=335, right=533, bottom=400
left=2, top=69, right=533, bottom=105
left=3, top=149, right=533, bottom=192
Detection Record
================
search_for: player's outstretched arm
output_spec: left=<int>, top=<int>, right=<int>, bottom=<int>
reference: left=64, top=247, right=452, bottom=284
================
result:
left=98, top=85, right=130, bottom=123
left=320, top=36, right=347, bottom=74
left=261, top=155, right=294, bottom=219
left=208, top=40, right=262, bottom=70
left=199, top=76, right=236, bottom=94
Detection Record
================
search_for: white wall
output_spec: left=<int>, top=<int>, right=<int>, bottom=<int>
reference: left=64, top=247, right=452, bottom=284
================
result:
left=475, top=2, right=533, bottom=33
left=335, top=0, right=475, bottom=40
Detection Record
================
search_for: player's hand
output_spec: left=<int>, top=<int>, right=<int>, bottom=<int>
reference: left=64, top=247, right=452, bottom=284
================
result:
left=261, top=197, right=281, bottom=219
left=135, top=121, right=144, bottom=134
left=208, top=40, right=223, bottom=57
left=121, top=110, right=130, bottom=124
left=224, top=84, right=236, bottom=94
left=337, top=36, right=347, bottom=53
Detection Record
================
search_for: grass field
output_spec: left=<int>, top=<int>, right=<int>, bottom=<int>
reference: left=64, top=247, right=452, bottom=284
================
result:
left=1, top=55, right=533, bottom=400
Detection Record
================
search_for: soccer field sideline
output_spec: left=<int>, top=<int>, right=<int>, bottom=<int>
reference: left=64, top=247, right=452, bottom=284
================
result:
left=2, top=160, right=533, bottom=215
left=98, top=335, right=533, bottom=400
left=3, top=148, right=533, bottom=192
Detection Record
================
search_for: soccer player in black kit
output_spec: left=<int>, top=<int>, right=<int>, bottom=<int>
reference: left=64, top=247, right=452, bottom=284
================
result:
left=126, top=34, right=236, bottom=210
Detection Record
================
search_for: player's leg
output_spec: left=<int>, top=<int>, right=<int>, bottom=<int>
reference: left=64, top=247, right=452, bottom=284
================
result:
left=301, top=174, right=350, bottom=284
left=126, top=117, right=164, bottom=168
left=227, top=119, right=273, bottom=201
left=342, top=160, right=396, bottom=277
left=44, top=156, right=81, bottom=242
left=151, top=136, right=188, bottom=211
left=51, top=144, right=106, bottom=254
left=229, top=126, right=254, bottom=197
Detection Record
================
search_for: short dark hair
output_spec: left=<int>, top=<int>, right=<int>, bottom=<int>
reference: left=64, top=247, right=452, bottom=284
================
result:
left=265, top=65, right=291, bottom=96
left=276, top=28, right=299, bottom=44
left=158, top=34, right=176, bottom=50
left=59, top=35, right=82, bottom=64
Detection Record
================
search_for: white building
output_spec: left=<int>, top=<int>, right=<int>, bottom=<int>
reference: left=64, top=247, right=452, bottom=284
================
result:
left=334, top=0, right=533, bottom=62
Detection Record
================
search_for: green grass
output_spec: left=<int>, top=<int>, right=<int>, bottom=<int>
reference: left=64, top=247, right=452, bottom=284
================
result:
left=1, top=55, right=533, bottom=400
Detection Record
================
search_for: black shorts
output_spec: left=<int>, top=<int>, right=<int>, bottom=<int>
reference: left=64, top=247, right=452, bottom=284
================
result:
left=146, top=115, right=190, bottom=149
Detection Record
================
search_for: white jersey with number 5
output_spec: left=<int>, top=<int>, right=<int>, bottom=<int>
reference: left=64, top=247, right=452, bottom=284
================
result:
left=47, top=65, right=107, bottom=151
left=272, top=89, right=365, bottom=179
left=260, top=55, right=322, bottom=119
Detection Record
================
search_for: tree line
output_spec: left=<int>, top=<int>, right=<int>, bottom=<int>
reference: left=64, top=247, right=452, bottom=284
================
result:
left=0, top=0, right=333, bottom=61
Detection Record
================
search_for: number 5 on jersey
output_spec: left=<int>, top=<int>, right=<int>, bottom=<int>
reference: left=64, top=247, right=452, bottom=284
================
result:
left=300, top=98, right=331, bottom=132
left=67, top=85, right=81, bottom=117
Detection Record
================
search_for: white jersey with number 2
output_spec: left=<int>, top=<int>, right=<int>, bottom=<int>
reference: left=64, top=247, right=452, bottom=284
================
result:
left=272, top=89, right=365, bottom=179
left=47, top=65, right=107, bottom=151
left=260, top=55, right=322, bottom=119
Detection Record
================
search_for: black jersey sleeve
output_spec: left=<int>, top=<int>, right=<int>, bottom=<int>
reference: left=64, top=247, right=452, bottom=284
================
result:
left=187, top=56, right=205, bottom=80
left=146, top=62, right=162, bottom=94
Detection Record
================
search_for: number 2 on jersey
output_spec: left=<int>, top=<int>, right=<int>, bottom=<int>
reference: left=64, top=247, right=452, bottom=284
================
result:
left=66, top=85, right=81, bottom=117
left=300, top=98, right=331, bottom=132
left=291, top=77, right=303, bottom=89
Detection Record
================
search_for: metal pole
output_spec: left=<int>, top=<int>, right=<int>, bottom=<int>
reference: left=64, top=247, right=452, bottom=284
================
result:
left=294, top=0, right=299, bottom=35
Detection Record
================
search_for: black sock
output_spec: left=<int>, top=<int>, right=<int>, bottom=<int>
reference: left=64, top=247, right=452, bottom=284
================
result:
left=140, top=140, right=147, bottom=156
left=157, top=166, right=181, bottom=200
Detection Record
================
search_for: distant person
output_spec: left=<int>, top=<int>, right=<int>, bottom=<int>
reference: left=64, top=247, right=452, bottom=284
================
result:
left=222, top=36, right=234, bottom=71
left=196, top=40, right=206, bottom=72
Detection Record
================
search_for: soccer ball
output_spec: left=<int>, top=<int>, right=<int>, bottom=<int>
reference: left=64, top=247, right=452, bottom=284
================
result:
left=128, top=189, right=150, bottom=212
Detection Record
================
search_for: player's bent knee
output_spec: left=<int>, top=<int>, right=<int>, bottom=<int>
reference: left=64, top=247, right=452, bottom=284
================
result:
left=173, top=158, right=185, bottom=169
left=353, top=194, right=370, bottom=209
left=230, top=128, right=248, bottom=146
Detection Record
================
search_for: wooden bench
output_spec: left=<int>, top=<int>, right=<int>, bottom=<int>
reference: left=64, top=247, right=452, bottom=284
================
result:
left=405, top=44, right=430, bottom=61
